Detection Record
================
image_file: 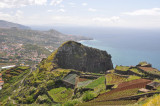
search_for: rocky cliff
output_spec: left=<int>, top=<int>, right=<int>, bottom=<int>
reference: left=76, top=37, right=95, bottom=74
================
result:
left=53, top=41, right=113, bottom=73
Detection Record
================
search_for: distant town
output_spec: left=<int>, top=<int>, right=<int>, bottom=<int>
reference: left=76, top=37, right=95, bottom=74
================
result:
left=0, top=41, right=49, bottom=66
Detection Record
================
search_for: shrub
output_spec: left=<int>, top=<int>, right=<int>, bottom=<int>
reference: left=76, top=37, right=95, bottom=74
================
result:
left=82, top=92, right=95, bottom=102
left=64, top=100, right=79, bottom=106
left=36, top=94, right=52, bottom=104
left=47, top=80, right=55, bottom=90
left=26, top=96, right=34, bottom=103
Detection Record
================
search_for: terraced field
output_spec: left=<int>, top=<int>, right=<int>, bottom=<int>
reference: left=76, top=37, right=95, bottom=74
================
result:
left=129, top=68, right=145, bottom=76
left=106, top=73, right=127, bottom=85
left=80, top=79, right=152, bottom=105
left=85, top=76, right=105, bottom=89
left=138, top=67, right=160, bottom=75
left=117, top=79, right=151, bottom=88
left=115, top=66, right=130, bottom=71
left=80, top=88, right=139, bottom=106
left=79, top=100, right=137, bottom=106
left=48, top=87, right=73, bottom=103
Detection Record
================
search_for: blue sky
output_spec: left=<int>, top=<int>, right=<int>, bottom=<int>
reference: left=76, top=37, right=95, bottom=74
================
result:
left=0, top=0, right=160, bottom=28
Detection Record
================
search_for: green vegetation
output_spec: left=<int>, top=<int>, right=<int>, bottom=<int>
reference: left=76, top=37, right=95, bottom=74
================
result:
left=106, top=73, right=127, bottom=85
left=115, top=66, right=130, bottom=71
left=1, top=40, right=160, bottom=106
left=127, top=75, right=141, bottom=81
left=142, top=94, right=160, bottom=106
left=48, top=87, right=73, bottom=102
left=138, top=61, right=150, bottom=66
left=64, top=100, right=79, bottom=106
left=82, top=91, right=95, bottom=102
left=80, top=100, right=137, bottom=106
left=0, top=66, right=30, bottom=102
left=23, top=44, right=51, bottom=55
left=85, top=76, right=105, bottom=89
left=77, top=80, right=93, bottom=88
left=130, top=68, right=145, bottom=76
left=93, top=88, right=139, bottom=102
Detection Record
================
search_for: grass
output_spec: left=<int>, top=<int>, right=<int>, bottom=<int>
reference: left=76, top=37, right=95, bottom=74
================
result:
left=92, top=88, right=139, bottom=102
left=142, top=94, right=160, bottom=106
left=0, top=66, right=30, bottom=102
left=79, top=100, right=137, bottom=106
left=115, top=66, right=130, bottom=71
left=48, top=87, right=73, bottom=103
left=130, top=68, right=145, bottom=76
left=106, top=73, right=127, bottom=85
left=77, top=80, right=93, bottom=88
left=127, top=75, right=141, bottom=81
left=85, top=76, right=105, bottom=89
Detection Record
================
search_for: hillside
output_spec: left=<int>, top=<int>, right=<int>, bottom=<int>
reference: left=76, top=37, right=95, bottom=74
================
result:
left=1, top=42, right=160, bottom=106
left=0, top=20, right=30, bottom=29
left=0, top=22, right=92, bottom=66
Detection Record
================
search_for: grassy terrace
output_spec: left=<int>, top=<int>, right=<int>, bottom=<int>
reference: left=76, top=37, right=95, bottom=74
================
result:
left=106, top=73, right=127, bottom=85
left=92, top=88, right=139, bottom=101
left=115, top=66, right=130, bottom=71
left=48, top=87, right=73, bottom=103
left=0, top=66, right=30, bottom=102
left=129, top=68, right=145, bottom=75
left=79, top=100, right=137, bottom=106
left=85, top=76, right=105, bottom=89
left=142, top=94, right=160, bottom=106
left=80, top=88, right=139, bottom=106
left=127, top=75, right=141, bottom=81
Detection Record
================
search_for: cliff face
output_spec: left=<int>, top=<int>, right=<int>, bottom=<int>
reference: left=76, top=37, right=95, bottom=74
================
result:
left=53, top=41, right=113, bottom=73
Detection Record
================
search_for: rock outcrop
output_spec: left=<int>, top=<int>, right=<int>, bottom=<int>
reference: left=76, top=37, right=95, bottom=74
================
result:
left=53, top=41, right=113, bottom=73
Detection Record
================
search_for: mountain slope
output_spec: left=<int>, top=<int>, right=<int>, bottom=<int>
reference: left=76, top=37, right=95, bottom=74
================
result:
left=0, top=41, right=112, bottom=105
left=0, top=20, right=30, bottom=29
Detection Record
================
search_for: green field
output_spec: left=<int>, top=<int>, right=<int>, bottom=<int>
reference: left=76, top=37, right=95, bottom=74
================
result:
left=48, top=87, right=73, bottom=103
left=115, top=66, right=130, bottom=71
left=85, top=76, right=105, bottom=89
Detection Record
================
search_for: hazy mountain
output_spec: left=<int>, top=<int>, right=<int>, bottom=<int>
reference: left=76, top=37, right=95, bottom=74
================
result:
left=0, top=20, right=30, bottom=29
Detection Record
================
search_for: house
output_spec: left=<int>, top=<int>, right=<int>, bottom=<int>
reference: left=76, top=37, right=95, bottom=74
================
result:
left=0, top=73, right=4, bottom=90
left=62, top=71, right=80, bottom=89
left=0, top=81, right=4, bottom=86
left=138, top=88, right=150, bottom=93
left=146, top=82, right=160, bottom=90
left=62, top=71, right=100, bottom=89
left=62, top=73, right=78, bottom=89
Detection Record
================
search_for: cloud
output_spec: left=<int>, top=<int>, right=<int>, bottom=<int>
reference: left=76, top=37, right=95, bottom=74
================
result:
left=47, top=10, right=53, bottom=12
left=58, top=9, right=65, bottom=12
left=82, top=3, right=87, bottom=6
left=123, top=8, right=160, bottom=16
left=50, top=0, right=63, bottom=6
left=88, top=8, right=97, bottom=12
left=92, top=16, right=120, bottom=23
left=34, top=0, right=47, bottom=5
left=59, top=4, right=64, bottom=8
left=68, top=2, right=76, bottom=7
left=0, top=0, right=47, bottom=8
left=0, top=10, right=24, bottom=22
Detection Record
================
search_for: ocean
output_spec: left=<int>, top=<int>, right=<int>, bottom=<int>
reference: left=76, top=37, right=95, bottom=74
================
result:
left=32, top=26, right=160, bottom=70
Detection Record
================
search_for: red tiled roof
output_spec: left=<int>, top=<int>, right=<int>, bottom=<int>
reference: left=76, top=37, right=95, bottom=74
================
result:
left=0, top=81, right=4, bottom=83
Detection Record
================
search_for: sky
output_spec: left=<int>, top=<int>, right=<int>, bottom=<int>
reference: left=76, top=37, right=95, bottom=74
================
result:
left=0, top=0, right=160, bottom=28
